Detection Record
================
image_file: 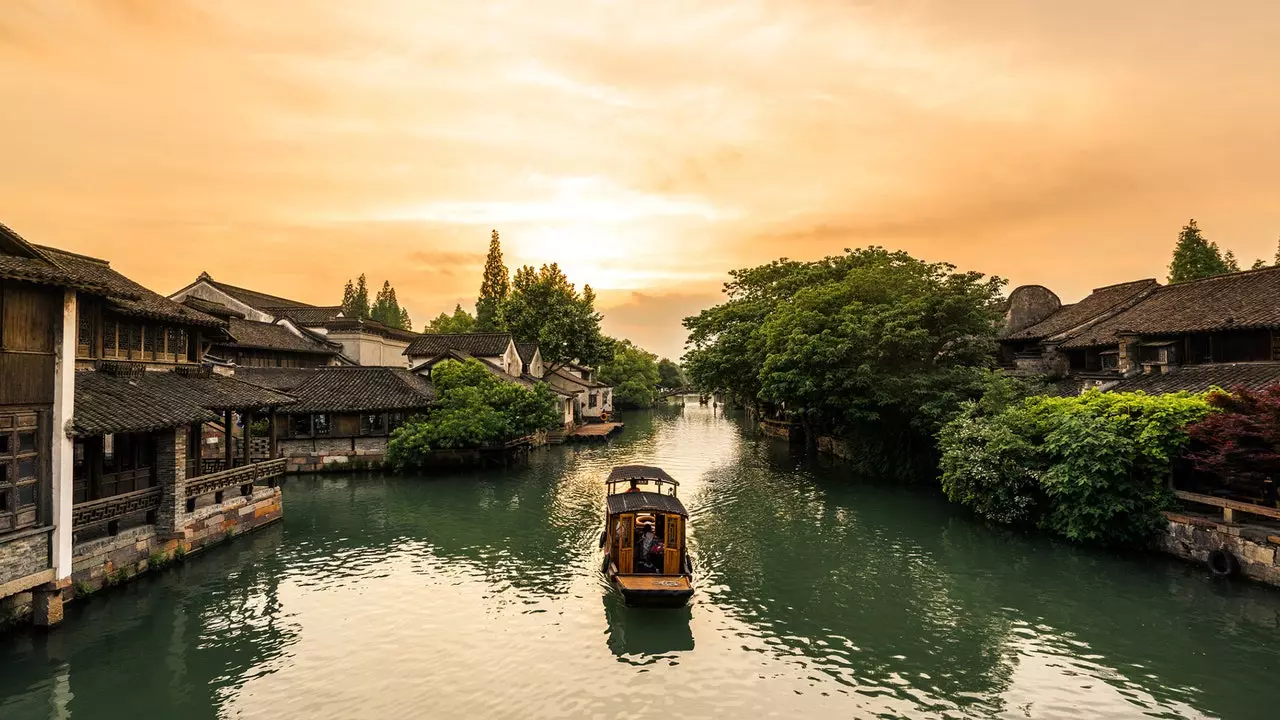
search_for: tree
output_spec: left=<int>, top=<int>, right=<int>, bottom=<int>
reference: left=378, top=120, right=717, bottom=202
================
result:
left=424, top=304, right=478, bottom=334
left=476, top=229, right=509, bottom=331
left=1252, top=258, right=1267, bottom=270
left=1168, top=219, right=1233, bottom=283
left=1274, top=237, right=1280, bottom=266
left=1185, top=386, right=1280, bottom=497
left=597, top=339, right=660, bottom=407
left=370, top=280, right=412, bottom=330
left=684, top=247, right=1006, bottom=480
left=1224, top=250, right=1241, bottom=273
left=502, top=263, right=609, bottom=370
left=386, top=358, right=560, bottom=469
left=341, top=274, right=372, bottom=320
left=657, top=359, right=686, bottom=391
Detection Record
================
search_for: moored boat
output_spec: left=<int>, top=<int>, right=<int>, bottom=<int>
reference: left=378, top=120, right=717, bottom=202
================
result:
left=600, top=465, right=693, bottom=607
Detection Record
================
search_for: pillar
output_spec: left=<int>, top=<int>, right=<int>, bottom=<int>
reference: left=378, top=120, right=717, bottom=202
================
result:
left=268, top=412, right=278, bottom=459
left=223, top=410, right=233, bottom=467
left=50, top=288, right=77, bottom=582
left=155, top=425, right=188, bottom=536
left=32, top=580, right=68, bottom=628
left=242, top=410, right=253, bottom=466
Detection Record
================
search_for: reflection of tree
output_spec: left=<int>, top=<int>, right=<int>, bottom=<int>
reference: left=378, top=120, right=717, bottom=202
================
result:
left=688, top=441, right=1019, bottom=716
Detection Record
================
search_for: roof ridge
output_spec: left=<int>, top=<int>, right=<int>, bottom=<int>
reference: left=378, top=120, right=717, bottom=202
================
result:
left=1091, top=278, right=1158, bottom=292
left=34, top=244, right=111, bottom=266
left=1166, top=265, right=1280, bottom=287
left=203, top=276, right=318, bottom=308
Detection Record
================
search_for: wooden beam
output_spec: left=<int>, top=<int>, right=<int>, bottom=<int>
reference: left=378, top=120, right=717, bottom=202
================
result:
left=223, top=410, right=233, bottom=467
left=268, top=412, right=278, bottom=459
left=242, top=410, right=253, bottom=467
left=1174, top=489, right=1280, bottom=521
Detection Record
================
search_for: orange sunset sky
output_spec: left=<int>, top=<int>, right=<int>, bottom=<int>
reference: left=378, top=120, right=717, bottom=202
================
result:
left=3, top=1, right=1280, bottom=359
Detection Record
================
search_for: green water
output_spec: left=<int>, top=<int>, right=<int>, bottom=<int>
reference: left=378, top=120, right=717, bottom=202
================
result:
left=2, top=404, right=1278, bottom=719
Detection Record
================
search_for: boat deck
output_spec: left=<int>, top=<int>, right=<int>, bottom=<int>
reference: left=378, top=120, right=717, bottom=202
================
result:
left=616, top=574, right=692, bottom=592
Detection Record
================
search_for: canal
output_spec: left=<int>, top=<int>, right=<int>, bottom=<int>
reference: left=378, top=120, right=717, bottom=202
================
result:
left=2, top=403, right=1278, bottom=719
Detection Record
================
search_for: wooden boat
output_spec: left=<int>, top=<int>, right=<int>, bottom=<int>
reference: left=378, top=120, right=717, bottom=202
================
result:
left=600, top=465, right=693, bottom=607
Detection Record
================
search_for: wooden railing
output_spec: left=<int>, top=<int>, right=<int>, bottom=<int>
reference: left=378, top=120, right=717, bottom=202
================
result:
left=185, top=458, right=286, bottom=500
left=185, top=457, right=251, bottom=478
left=72, top=486, right=162, bottom=530
left=1174, top=489, right=1280, bottom=523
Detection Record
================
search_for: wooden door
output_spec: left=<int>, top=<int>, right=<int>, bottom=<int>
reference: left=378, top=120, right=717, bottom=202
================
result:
left=617, top=513, right=634, bottom=573
left=664, top=515, right=682, bottom=575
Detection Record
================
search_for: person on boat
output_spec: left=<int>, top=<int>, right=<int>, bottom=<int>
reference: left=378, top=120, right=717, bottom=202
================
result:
left=625, top=480, right=641, bottom=493
left=636, top=520, right=663, bottom=573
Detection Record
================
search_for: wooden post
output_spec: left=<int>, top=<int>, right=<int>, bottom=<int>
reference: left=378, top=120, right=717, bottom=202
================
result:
left=1223, top=507, right=1234, bottom=524
left=268, top=412, right=278, bottom=460
left=243, top=410, right=253, bottom=467
left=223, top=410, right=233, bottom=468
left=89, top=435, right=104, bottom=501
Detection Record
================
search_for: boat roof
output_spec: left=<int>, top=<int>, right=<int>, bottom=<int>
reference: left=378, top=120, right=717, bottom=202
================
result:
left=606, top=465, right=677, bottom=485
left=606, top=491, right=688, bottom=518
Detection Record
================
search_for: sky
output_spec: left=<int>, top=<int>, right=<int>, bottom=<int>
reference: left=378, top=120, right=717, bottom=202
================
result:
left=3, top=1, right=1280, bottom=359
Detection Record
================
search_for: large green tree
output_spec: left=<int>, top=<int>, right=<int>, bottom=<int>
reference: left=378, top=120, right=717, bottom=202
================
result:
left=476, top=230, right=509, bottom=331
left=370, top=280, right=412, bottom=330
left=597, top=339, right=661, bottom=408
left=684, top=247, right=1005, bottom=479
left=341, top=274, right=371, bottom=320
left=502, top=263, right=609, bottom=370
left=657, top=358, right=686, bottom=391
left=1167, top=219, right=1233, bottom=283
left=424, top=304, right=477, bottom=333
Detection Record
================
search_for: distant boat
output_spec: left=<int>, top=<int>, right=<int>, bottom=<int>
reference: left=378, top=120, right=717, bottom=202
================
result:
left=599, top=465, right=694, bottom=607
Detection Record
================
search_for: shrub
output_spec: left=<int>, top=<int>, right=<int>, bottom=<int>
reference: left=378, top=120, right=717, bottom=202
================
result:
left=937, top=390, right=1212, bottom=547
left=1184, top=385, right=1280, bottom=497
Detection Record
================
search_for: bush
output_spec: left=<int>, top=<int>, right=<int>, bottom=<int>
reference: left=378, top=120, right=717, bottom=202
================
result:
left=388, top=358, right=560, bottom=470
left=937, top=390, right=1213, bottom=547
left=1184, top=385, right=1280, bottom=497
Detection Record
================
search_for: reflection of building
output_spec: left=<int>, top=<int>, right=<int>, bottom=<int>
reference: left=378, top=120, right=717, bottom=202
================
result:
left=170, top=273, right=419, bottom=367
left=999, top=268, right=1280, bottom=394
left=0, top=223, right=292, bottom=628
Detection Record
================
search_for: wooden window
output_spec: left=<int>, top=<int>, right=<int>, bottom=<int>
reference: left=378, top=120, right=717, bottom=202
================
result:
left=77, top=304, right=94, bottom=357
left=1100, top=352, right=1119, bottom=370
left=143, top=325, right=158, bottom=356
left=313, top=414, right=331, bottom=436
left=167, top=328, right=187, bottom=361
left=102, top=318, right=119, bottom=357
left=121, top=323, right=142, bottom=357
left=290, top=415, right=312, bottom=438
left=588, top=392, right=598, bottom=409
left=360, top=413, right=387, bottom=436
left=0, top=411, right=42, bottom=534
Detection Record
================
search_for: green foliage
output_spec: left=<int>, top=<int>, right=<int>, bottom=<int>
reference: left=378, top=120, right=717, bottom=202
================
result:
left=73, top=580, right=95, bottom=598
left=684, top=247, right=1005, bottom=480
left=425, top=304, right=477, bottom=333
left=597, top=339, right=660, bottom=407
left=388, top=358, right=560, bottom=470
left=657, top=358, right=686, bottom=391
left=476, top=230, right=509, bottom=331
left=1252, top=258, right=1268, bottom=270
left=342, top=274, right=372, bottom=320
left=371, top=280, right=412, bottom=330
left=502, top=263, right=609, bottom=369
left=1168, top=219, right=1234, bottom=283
left=938, top=390, right=1213, bottom=547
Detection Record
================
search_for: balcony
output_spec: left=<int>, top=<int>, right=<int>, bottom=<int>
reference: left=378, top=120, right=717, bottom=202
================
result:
left=184, top=457, right=287, bottom=512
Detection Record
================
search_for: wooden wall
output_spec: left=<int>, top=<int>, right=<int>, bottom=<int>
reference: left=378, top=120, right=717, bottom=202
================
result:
left=0, top=280, right=58, bottom=406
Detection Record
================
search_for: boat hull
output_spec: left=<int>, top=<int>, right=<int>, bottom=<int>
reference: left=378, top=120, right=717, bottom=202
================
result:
left=612, top=574, right=693, bottom=608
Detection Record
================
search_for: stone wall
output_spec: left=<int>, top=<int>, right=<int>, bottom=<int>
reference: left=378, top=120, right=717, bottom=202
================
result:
left=815, top=435, right=856, bottom=462
left=759, top=419, right=801, bottom=442
left=0, top=529, right=53, bottom=599
left=282, top=436, right=390, bottom=473
left=1160, top=512, right=1280, bottom=587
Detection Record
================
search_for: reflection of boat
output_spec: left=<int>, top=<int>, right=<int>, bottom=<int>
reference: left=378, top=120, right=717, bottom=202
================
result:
left=600, top=465, right=694, bottom=607
left=603, top=593, right=694, bottom=659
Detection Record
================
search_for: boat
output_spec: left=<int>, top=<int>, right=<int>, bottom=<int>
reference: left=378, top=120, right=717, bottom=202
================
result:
left=600, top=465, right=694, bottom=607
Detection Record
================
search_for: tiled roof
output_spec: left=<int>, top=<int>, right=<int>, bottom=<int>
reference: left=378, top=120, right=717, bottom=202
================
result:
left=404, top=332, right=512, bottom=357
left=322, top=317, right=421, bottom=341
left=233, top=367, right=319, bottom=391
left=1062, top=267, right=1280, bottom=349
left=37, top=246, right=223, bottom=328
left=1106, top=363, right=1280, bottom=395
left=266, top=305, right=342, bottom=325
left=284, top=367, right=436, bottom=413
left=0, top=222, right=105, bottom=291
left=223, top=317, right=340, bottom=354
left=516, top=342, right=539, bottom=365
left=73, top=365, right=296, bottom=436
left=181, top=296, right=245, bottom=319
left=200, top=274, right=315, bottom=311
left=549, top=368, right=607, bottom=389
left=1003, top=279, right=1158, bottom=341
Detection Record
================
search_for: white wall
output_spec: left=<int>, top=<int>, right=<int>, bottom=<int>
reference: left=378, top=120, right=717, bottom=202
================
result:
left=51, top=289, right=77, bottom=580
left=170, top=282, right=275, bottom=323
left=330, top=332, right=411, bottom=367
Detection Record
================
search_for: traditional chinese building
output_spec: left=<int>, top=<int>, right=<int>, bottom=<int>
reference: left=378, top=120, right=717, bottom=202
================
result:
left=0, top=223, right=296, bottom=629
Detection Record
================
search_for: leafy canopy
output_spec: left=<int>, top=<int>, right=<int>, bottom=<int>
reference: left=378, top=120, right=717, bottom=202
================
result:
left=424, top=304, right=477, bottom=334
left=387, top=358, right=560, bottom=470
left=1185, top=385, right=1280, bottom=497
left=657, top=358, right=687, bottom=391
left=502, top=263, right=609, bottom=370
left=684, top=247, right=1006, bottom=479
left=1167, top=219, right=1234, bottom=283
left=597, top=339, right=660, bottom=408
left=476, top=230, right=509, bottom=331
left=939, top=389, right=1213, bottom=547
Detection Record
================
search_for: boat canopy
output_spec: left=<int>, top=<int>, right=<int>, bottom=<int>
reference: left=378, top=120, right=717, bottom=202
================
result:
left=606, top=491, right=688, bottom=518
left=606, top=465, right=678, bottom=486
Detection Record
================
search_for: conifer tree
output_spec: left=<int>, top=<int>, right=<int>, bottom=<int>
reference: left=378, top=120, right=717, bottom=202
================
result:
left=1167, top=219, right=1233, bottom=283
left=1274, top=236, right=1280, bottom=266
left=341, top=274, right=373, bottom=320
left=476, top=229, right=509, bottom=331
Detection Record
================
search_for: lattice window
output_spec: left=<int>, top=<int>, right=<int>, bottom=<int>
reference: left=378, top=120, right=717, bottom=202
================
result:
left=77, top=305, right=94, bottom=356
left=121, top=323, right=142, bottom=352
left=143, top=326, right=158, bottom=354
left=0, top=411, right=42, bottom=535
left=102, top=318, right=119, bottom=356
left=167, top=327, right=187, bottom=360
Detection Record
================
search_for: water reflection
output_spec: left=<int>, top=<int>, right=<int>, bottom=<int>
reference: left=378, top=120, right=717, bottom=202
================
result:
left=2, top=404, right=1279, bottom=719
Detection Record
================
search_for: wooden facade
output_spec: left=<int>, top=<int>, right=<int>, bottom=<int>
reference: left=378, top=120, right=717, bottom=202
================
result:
left=0, top=279, right=58, bottom=537
left=75, top=297, right=202, bottom=366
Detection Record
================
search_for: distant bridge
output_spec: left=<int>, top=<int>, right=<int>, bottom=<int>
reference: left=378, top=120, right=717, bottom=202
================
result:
left=657, top=388, right=701, bottom=399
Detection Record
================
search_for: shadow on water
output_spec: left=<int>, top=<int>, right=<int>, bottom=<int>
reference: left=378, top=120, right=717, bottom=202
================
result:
left=602, top=593, right=695, bottom=663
